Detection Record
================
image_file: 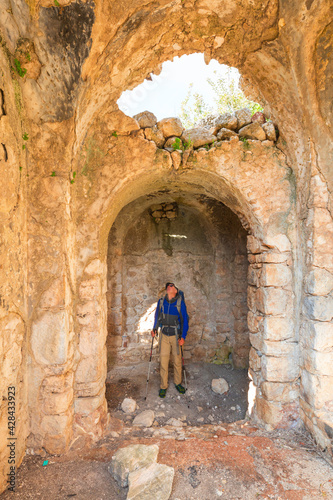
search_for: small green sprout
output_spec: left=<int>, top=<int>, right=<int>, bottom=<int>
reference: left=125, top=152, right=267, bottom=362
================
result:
left=112, top=131, right=118, bottom=137
left=26, top=53, right=31, bottom=61
left=51, top=171, right=56, bottom=177
left=22, top=133, right=29, bottom=141
left=70, top=171, right=76, bottom=184
left=172, top=137, right=182, bottom=151
left=54, top=0, right=60, bottom=6
left=14, top=58, right=27, bottom=78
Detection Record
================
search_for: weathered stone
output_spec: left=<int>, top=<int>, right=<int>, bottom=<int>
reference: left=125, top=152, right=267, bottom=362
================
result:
left=79, top=278, right=100, bottom=300
left=262, top=355, right=299, bottom=382
left=262, top=122, right=277, bottom=141
left=261, top=381, right=299, bottom=403
left=304, top=296, right=333, bottom=321
left=260, top=264, right=292, bottom=287
left=132, top=410, right=155, bottom=427
left=166, top=418, right=184, bottom=427
left=133, top=111, right=157, bottom=128
left=256, top=397, right=298, bottom=428
left=31, top=311, right=69, bottom=365
left=144, top=126, right=165, bottom=148
left=263, top=316, right=294, bottom=341
left=121, top=398, right=137, bottom=413
left=74, top=392, right=104, bottom=416
left=304, top=268, right=333, bottom=296
left=301, top=321, right=333, bottom=352
left=213, top=112, right=238, bottom=132
left=211, top=378, right=229, bottom=394
left=251, top=111, right=266, bottom=124
left=239, top=122, right=266, bottom=141
left=301, top=370, right=333, bottom=410
left=264, top=234, right=291, bottom=252
left=127, top=463, right=174, bottom=500
left=157, top=117, right=183, bottom=138
left=109, top=444, right=159, bottom=487
left=171, top=150, right=182, bottom=170
left=181, top=128, right=216, bottom=148
left=235, top=108, right=252, bottom=129
left=249, top=347, right=261, bottom=372
left=302, top=349, right=333, bottom=377
left=216, top=128, right=238, bottom=140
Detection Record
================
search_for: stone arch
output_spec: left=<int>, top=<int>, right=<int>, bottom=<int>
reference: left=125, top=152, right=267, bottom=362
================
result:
left=71, top=135, right=297, bottom=443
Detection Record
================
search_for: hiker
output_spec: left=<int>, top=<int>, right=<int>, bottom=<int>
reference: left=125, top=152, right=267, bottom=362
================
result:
left=151, top=282, right=189, bottom=398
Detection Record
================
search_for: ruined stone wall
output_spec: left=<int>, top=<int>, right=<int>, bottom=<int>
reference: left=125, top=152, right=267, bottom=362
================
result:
left=106, top=197, right=248, bottom=370
left=0, top=1, right=332, bottom=493
left=0, top=46, right=28, bottom=492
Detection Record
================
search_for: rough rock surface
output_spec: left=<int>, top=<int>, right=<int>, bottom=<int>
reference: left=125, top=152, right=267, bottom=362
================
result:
left=108, top=444, right=159, bottom=487
left=214, top=112, right=238, bottom=132
left=127, top=463, right=174, bottom=500
left=157, top=118, right=183, bottom=138
left=144, top=126, right=165, bottom=148
left=181, top=128, right=217, bottom=148
left=212, top=378, right=229, bottom=395
left=239, top=122, right=266, bottom=141
left=262, top=122, right=277, bottom=142
left=121, top=398, right=137, bottom=414
left=132, top=410, right=155, bottom=427
left=217, top=128, right=238, bottom=140
left=235, top=108, right=253, bottom=129
left=134, top=111, right=157, bottom=129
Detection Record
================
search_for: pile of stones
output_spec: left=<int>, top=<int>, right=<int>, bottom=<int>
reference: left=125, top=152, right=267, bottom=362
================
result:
left=133, top=108, right=277, bottom=153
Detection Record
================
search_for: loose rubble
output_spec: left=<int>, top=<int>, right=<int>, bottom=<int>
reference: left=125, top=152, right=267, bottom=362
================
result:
left=134, top=108, right=278, bottom=168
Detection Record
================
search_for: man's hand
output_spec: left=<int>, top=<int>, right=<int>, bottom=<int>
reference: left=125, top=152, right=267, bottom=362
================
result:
left=151, top=329, right=156, bottom=337
left=178, top=337, right=185, bottom=346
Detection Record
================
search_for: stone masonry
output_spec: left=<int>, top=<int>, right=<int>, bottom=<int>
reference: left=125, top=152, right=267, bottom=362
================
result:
left=0, top=0, right=332, bottom=494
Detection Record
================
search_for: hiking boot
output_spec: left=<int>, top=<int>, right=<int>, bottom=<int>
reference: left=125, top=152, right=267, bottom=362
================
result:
left=159, top=389, right=167, bottom=398
left=175, top=384, right=185, bottom=394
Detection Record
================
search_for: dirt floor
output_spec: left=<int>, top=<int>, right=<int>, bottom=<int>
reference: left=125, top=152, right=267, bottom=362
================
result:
left=106, top=361, right=250, bottom=426
left=1, top=362, right=333, bottom=500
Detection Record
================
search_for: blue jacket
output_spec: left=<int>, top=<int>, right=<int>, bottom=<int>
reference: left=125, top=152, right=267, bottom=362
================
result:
left=153, top=294, right=189, bottom=339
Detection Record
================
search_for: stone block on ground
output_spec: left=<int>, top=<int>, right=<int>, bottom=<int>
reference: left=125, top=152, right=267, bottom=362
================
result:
left=121, top=398, right=137, bottom=414
left=166, top=418, right=184, bottom=427
left=211, top=378, right=229, bottom=394
left=239, top=122, right=266, bottom=141
left=108, top=444, right=159, bottom=487
left=127, top=463, right=174, bottom=500
left=132, top=410, right=155, bottom=427
left=181, top=128, right=216, bottom=148
left=133, top=111, right=157, bottom=128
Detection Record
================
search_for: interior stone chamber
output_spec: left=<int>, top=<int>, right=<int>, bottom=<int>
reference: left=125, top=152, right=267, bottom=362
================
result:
left=0, top=0, right=332, bottom=493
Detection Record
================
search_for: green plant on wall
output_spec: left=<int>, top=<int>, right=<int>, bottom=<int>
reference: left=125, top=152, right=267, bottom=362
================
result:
left=13, top=58, right=27, bottom=78
left=172, top=137, right=182, bottom=150
left=70, top=171, right=76, bottom=184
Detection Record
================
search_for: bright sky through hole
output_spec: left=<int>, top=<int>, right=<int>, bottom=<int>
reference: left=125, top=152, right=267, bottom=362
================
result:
left=117, top=53, right=240, bottom=121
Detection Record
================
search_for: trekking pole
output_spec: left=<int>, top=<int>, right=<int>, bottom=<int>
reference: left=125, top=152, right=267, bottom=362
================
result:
left=144, top=332, right=155, bottom=400
left=180, top=345, right=187, bottom=392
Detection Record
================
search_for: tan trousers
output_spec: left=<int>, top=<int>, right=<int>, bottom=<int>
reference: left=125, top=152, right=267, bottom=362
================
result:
left=160, top=334, right=182, bottom=389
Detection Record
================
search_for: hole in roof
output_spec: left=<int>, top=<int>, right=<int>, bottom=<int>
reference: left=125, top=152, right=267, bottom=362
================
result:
left=117, top=53, right=262, bottom=128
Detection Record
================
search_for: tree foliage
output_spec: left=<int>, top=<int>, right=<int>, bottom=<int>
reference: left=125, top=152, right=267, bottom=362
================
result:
left=179, top=69, right=263, bottom=129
